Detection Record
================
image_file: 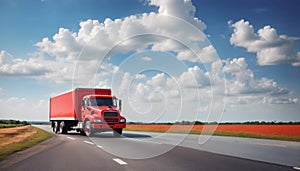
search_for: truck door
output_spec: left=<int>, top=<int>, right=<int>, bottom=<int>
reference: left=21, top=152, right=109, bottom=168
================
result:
left=81, top=99, right=90, bottom=120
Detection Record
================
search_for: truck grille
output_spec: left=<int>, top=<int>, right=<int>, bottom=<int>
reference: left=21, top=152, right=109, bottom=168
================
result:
left=104, top=117, right=118, bottom=123
left=103, top=111, right=118, bottom=123
left=103, top=111, right=118, bottom=117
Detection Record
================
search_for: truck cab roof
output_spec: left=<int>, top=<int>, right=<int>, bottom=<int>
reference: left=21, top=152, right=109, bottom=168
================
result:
left=83, top=95, right=116, bottom=99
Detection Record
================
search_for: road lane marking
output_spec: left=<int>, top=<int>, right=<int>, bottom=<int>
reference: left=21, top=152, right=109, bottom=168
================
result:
left=97, top=145, right=103, bottom=148
left=113, top=158, right=127, bottom=165
left=293, top=166, right=300, bottom=170
left=84, top=141, right=94, bottom=145
left=66, top=136, right=75, bottom=140
left=125, top=138, right=162, bottom=145
left=216, top=139, right=287, bottom=148
left=245, top=142, right=287, bottom=148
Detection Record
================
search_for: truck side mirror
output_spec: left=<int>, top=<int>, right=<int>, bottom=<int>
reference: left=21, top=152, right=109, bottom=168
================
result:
left=81, top=100, right=85, bottom=107
left=119, top=99, right=122, bottom=111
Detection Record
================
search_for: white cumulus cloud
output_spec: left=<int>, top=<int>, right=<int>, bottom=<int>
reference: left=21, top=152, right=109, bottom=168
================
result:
left=0, top=50, right=51, bottom=76
left=230, top=19, right=300, bottom=66
left=34, top=0, right=212, bottom=65
left=1, top=0, right=217, bottom=87
left=149, top=0, right=206, bottom=30
left=223, top=57, right=297, bottom=104
left=0, top=50, right=77, bottom=84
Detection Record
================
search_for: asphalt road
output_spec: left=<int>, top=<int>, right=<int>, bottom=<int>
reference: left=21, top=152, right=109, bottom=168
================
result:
left=0, top=125, right=299, bottom=171
left=122, top=131, right=300, bottom=166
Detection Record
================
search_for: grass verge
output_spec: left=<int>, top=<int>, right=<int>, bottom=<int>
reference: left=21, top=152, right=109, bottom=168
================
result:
left=124, top=128, right=300, bottom=142
left=0, top=126, right=52, bottom=160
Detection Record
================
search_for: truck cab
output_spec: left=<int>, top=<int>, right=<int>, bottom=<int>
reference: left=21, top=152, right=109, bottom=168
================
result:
left=81, top=95, right=126, bottom=136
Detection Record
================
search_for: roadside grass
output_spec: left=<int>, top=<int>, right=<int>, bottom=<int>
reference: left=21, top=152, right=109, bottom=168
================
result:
left=0, top=126, right=52, bottom=160
left=124, top=128, right=300, bottom=142
left=0, top=123, right=27, bottom=128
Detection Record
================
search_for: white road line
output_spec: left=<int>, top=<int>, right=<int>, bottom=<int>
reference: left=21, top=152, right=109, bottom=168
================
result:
left=83, top=141, right=94, bottom=145
left=245, top=142, right=287, bottom=148
left=66, top=136, right=75, bottom=140
left=125, top=138, right=162, bottom=145
left=113, top=158, right=127, bottom=165
left=217, top=139, right=287, bottom=148
left=293, top=166, right=300, bottom=170
left=97, top=145, right=103, bottom=148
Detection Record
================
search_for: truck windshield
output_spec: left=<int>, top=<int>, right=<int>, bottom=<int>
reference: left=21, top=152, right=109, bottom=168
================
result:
left=90, top=98, right=116, bottom=107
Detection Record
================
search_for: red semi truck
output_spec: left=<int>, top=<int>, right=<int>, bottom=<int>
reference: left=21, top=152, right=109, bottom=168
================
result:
left=49, top=88, right=126, bottom=136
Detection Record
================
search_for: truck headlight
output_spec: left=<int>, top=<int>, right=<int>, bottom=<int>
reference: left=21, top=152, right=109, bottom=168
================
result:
left=120, top=118, right=126, bottom=123
left=94, top=119, right=102, bottom=123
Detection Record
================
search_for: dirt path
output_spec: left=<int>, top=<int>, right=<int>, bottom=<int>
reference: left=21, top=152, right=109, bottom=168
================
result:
left=0, top=126, right=37, bottom=148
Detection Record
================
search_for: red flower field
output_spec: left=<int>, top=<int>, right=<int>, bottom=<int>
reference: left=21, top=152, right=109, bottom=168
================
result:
left=126, top=124, right=300, bottom=136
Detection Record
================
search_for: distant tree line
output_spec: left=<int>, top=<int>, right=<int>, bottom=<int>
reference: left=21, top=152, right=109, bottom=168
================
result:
left=127, top=120, right=300, bottom=125
left=28, top=121, right=50, bottom=125
left=0, top=119, right=30, bottom=125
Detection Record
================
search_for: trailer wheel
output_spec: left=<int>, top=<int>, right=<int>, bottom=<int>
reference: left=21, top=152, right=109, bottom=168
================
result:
left=59, top=121, right=67, bottom=134
left=113, top=128, right=123, bottom=137
left=52, top=122, right=55, bottom=132
left=53, top=121, right=59, bottom=133
left=84, top=121, right=94, bottom=137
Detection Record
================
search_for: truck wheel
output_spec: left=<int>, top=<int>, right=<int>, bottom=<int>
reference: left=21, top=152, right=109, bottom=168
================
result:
left=80, top=130, right=86, bottom=136
left=53, top=121, right=59, bottom=133
left=59, top=121, right=67, bottom=134
left=84, top=121, right=94, bottom=137
left=113, top=128, right=123, bottom=137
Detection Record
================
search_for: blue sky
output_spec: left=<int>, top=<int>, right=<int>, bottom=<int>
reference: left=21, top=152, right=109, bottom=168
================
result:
left=0, top=0, right=299, bottom=122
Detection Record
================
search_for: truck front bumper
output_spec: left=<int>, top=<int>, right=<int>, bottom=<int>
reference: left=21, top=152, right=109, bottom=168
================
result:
left=92, top=123, right=126, bottom=130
